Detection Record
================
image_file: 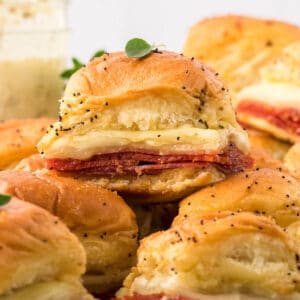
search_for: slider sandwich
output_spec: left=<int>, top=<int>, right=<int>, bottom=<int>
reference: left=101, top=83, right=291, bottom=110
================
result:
left=38, top=50, right=252, bottom=202
left=183, top=15, right=300, bottom=94
left=117, top=169, right=300, bottom=300
left=0, top=196, right=94, bottom=300
left=0, top=170, right=138, bottom=294
left=236, top=42, right=300, bottom=143
left=117, top=212, right=300, bottom=300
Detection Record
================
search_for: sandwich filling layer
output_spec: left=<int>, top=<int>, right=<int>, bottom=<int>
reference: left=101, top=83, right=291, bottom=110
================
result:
left=236, top=100, right=300, bottom=136
left=46, top=143, right=252, bottom=176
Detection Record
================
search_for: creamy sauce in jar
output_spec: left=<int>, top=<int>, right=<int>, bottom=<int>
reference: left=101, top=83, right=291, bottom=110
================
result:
left=0, top=0, right=68, bottom=119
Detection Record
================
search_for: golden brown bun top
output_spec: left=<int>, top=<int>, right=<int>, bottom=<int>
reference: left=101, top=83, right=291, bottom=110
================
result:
left=0, top=197, right=86, bottom=296
left=65, top=51, right=225, bottom=100
left=0, top=118, right=54, bottom=170
left=183, top=15, right=300, bottom=93
left=177, top=168, right=300, bottom=227
left=0, top=170, right=137, bottom=235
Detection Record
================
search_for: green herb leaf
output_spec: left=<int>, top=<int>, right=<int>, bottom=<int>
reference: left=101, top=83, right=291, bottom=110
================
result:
left=60, top=57, right=83, bottom=79
left=60, top=68, right=76, bottom=79
left=0, top=194, right=11, bottom=206
left=125, top=38, right=153, bottom=58
left=72, top=57, right=84, bottom=69
left=92, top=50, right=106, bottom=59
left=60, top=50, right=106, bottom=79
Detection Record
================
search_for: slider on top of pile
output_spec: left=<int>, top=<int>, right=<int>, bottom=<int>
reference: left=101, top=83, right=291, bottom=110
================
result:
left=38, top=50, right=252, bottom=203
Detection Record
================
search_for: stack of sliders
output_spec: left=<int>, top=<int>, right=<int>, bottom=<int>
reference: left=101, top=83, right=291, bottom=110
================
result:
left=117, top=169, right=300, bottom=299
left=0, top=196, right=94, bottom=300
left=5, top=15, right=300, bottom=299
left=0, top=48, right=253, bottom=299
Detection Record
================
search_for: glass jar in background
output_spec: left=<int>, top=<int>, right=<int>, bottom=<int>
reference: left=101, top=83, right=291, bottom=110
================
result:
left=0, top=0, right=69, bottom=119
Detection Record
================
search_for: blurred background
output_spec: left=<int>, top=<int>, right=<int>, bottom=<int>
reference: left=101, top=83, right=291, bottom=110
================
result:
left=70, top=0, right=300, bottom=60
left=0, top=0, right=299, bottom=119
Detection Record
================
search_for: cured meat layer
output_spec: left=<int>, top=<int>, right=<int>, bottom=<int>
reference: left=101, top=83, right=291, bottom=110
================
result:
left=236, top=100, right=300, bottom=135
left=46, top=143, right=252, bottom=176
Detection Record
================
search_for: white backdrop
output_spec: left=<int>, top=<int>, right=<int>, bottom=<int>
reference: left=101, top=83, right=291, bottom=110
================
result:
left=69, top=0, right=300, bottom=61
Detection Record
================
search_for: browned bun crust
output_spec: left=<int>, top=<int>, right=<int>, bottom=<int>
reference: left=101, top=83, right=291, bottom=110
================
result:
left=0, top=197, right=94, bottom=299
left=183, top=15, right=300, bottom=93
left=65, top=51, right=226, bottom=100
left=177, top=168, right=300, bottom=227
left=0, top=170, right=138, bottom=294
left=0, top=118, right=55, bottom=170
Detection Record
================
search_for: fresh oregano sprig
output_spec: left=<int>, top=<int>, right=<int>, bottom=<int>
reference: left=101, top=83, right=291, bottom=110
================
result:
left=125, top=38, right=164, bottom=58
left=60, top=49, right=106, bottom=79
left=0, top=194, right=11, bottom=206
left=125, top=38, right=154, bottom=58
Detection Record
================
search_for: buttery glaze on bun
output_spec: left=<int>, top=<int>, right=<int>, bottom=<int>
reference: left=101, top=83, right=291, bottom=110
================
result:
left=118, top=212, right=300, bottom=299
left=183, top=15, right=300, bottom=94
left=0, top=170, right=138, bottom=294
left=0, top=118, right=54, bottom=170
left=177, top=168, right=300, bottom=227
left=0, top=197, right=94, bottom=300
left=236, top=42, right=300, bottom=143
left=37, top=51, right=251, bottom=203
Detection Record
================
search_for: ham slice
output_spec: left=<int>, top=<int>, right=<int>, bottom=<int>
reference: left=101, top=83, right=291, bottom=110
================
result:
left=236, top=100, right=300, bottom=135
left=46, top=143, right=252, bottom=176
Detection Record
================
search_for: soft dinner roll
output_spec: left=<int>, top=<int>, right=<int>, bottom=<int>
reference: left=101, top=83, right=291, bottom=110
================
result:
left=0, top=118, right=54, bottom=170
left=118, top=212, right=300, bottom=299
left=0, top=196, right=94, bottom=300
left=37, top=51, right=251, bottom=203
left=236, top=41, right=300, bottom=143
left=0, top=170, right=138, bottom=294
left=177, top=168, right=300, bottom=227
left=183, top=15, right=300, bottom=94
